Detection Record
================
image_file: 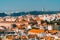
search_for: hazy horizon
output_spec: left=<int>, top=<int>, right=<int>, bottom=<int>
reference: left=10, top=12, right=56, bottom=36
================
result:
left=0, top=0, right=60, bottom=13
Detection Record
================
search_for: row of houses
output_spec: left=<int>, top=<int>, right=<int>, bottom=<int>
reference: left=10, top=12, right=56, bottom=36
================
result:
left=0, top=13, right=60, bottom=23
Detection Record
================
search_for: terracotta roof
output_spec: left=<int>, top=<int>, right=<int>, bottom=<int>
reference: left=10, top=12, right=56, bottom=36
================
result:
left=28, top=29, right=44, bottom=34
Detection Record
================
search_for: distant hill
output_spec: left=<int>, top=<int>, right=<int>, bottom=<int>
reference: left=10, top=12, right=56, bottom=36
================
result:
left=0, top=11, right=60, bottom=17
left=10, top=11, right=60, bottom=16
left=10, top=12, right=27, bottom=16
left=0, top=13, right=8, bottom=17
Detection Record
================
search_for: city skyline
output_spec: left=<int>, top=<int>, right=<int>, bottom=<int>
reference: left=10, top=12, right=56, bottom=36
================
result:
left=0, top=0, right=60, bottom=13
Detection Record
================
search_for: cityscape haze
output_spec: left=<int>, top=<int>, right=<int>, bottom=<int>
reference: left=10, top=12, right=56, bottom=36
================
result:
left=0, top=0, right=60, bottom=14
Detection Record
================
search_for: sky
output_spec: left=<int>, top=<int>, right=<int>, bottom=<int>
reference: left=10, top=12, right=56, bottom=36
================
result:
left=0, top=0, right=60, bottom=13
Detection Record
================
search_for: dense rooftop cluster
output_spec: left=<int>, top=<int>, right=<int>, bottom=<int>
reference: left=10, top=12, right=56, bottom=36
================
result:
left=0, top=13, right=60, bottom=40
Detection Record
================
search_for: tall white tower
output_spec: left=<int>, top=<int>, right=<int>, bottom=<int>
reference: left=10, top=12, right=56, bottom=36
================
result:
left=42, top=8, right=45, bottom=12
